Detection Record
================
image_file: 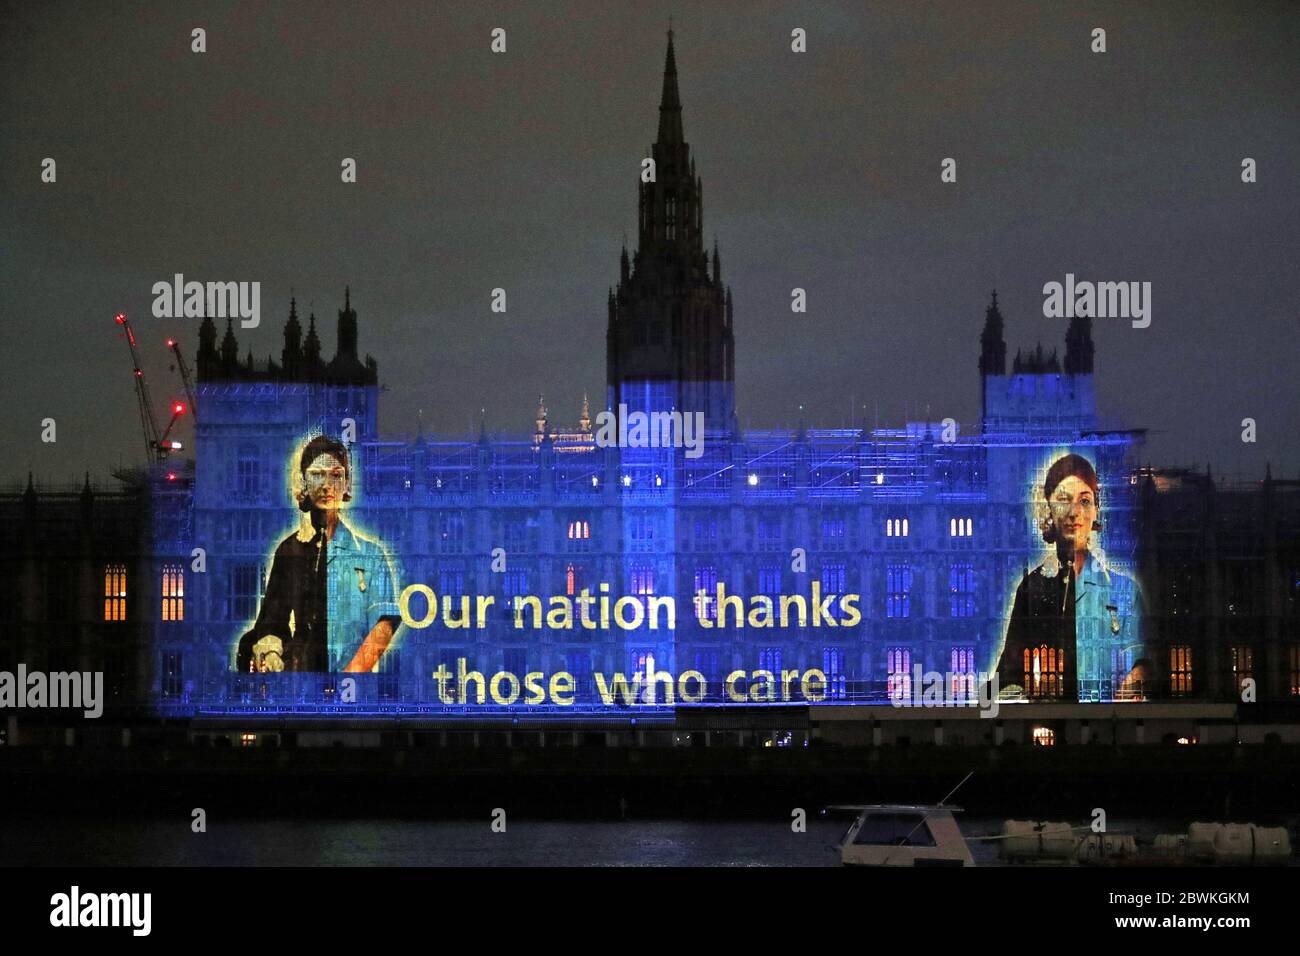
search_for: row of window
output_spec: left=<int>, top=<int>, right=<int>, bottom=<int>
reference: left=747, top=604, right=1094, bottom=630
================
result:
left=326, top=512, right=988, bottom=552
left=159, top=643, right=1300, bottom=703
left=100, top=564, right=187, bottom=623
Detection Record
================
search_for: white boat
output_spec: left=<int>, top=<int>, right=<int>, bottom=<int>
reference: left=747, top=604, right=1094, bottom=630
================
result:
left=827, top=805, right=1292, bottom=867
left=828, top=804, right=976, bottom=867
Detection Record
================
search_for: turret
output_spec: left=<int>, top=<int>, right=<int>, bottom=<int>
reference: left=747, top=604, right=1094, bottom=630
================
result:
left=979, top=290, right=1006, bottom=377
left=282, top=297, right=303, bottom=379
left=197, top=316, right=218, bottom=381
left=303, top=311, right=322, bottom=379
left=1064, top=312, right=1095, bottom=375
left=220, top=318, right=239, bottom=376
left=337, top=285, right=358, bottom=359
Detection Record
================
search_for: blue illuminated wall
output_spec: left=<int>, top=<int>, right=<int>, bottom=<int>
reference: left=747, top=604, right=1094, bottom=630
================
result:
left=150, top=355, right=1144, bottom=716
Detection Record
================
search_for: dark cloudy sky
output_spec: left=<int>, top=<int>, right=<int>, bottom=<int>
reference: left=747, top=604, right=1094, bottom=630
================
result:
left=3, top=0, right=1297, bottom=486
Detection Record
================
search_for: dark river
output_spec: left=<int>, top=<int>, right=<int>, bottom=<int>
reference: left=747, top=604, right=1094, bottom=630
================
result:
left=0, top=816, right=1229, bottom=866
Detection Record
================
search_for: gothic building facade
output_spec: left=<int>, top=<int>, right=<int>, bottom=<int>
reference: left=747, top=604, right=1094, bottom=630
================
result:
left=4, top=34, right=1294, bottom=729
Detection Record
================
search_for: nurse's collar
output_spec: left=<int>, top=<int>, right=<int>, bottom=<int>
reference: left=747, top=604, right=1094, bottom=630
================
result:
left=1041, top=547, right=1111, bottom=579
left=296, top=513, right=358, bottom=547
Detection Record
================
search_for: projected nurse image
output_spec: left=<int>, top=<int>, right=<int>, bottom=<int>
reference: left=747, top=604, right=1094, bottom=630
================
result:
left=994, top=453, right=1149, bottom=702
left=234, top=436, right=403, bottom=674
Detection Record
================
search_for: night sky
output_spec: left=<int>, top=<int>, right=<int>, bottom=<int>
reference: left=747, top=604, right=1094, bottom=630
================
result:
left=3, top=0, right=1297, bottom=486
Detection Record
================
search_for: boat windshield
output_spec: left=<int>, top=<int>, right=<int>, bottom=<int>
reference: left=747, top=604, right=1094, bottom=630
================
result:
left=851, top=813, right=939, bottom=847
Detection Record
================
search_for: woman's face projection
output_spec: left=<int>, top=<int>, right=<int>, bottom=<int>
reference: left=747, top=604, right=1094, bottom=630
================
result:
left=304, top=453, right=349, bottom=512
left=1048, top=474, right=1096, bottom=552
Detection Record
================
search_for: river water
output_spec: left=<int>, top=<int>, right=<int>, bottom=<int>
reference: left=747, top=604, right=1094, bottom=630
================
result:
left=0, top=816, right=1246, bottom=866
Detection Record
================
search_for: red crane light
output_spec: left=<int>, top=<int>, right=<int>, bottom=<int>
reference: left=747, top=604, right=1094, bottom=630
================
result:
left=173, top=402, right=185, bottom=415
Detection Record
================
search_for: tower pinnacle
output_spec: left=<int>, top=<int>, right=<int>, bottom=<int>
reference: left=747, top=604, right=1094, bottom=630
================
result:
left=658, top=28, right=683, bottom=144
left=979, top=289, right=1006, bottom=377
left=607, top=31, right=735, bottom=428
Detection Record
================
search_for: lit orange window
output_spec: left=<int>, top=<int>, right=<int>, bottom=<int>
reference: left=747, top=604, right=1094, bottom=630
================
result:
left=1024, top=645, right=1065, bottom=699
left=161, top=564, right=184, bottom=622
left=1170, top=644, right=1193, bottom=696
left=104, top=564, right=127, bottom=621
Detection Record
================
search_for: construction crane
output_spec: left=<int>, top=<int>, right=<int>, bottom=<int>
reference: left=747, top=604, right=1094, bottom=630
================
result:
left=167, top=337, right=199, bottom=422
left=114, top=313, right=186, bottom=464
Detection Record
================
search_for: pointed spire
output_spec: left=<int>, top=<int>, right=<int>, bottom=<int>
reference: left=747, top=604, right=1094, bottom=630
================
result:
left=579, top=391, right=592, bottom=433
left=657, top=28, right=684, bottom=144
left=197, top=313, right=219, bottom=381
left=980, top=289, right=1006, bottom=377
left=696, top=173, right=704, bottom=234
left=337, top=286, right=358, bottom=359
left=1064, top=294, right=1095, bottom=375
left=535, top=394, right=548, bottom=438
left=220, top=317, right=239, bottom=374
left=712, top=238, right=721, bottom=284
left=302, top=311, right=321, bottom=380
left=282, top=296, right=304, bottom=379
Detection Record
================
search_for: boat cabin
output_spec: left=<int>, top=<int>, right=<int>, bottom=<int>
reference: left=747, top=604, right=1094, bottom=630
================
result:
left=829, top=804, right=975, bottom=867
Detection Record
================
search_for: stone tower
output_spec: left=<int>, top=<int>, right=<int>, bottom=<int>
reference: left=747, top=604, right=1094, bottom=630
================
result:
left=606, top=30, right=735, bottom=429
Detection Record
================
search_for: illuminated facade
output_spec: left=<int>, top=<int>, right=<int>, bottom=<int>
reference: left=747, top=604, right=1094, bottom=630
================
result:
left=2, top=35, right=1295, bottom=732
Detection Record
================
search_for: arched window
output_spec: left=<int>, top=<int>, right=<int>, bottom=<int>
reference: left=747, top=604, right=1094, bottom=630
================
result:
left=886, top=647, right=912, bottom=700
left=1024, top=645, right=1065, bottom=699
left=104, top=564, right=127, bottom=621
left=1170, top=644, right=1193, bottom=696
left=161, top=564, right=184, bottom=621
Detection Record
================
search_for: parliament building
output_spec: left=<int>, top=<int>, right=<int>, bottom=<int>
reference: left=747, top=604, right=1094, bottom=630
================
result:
left=3, top=34, right=1298, bottom=748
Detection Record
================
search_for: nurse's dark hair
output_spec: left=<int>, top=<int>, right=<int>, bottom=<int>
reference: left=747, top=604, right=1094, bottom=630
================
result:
left=299, top=435, right=350, bottom=476
left=296, top=435, right=352, bottom=510
left=1039, top=452, right=1102, bottom=542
